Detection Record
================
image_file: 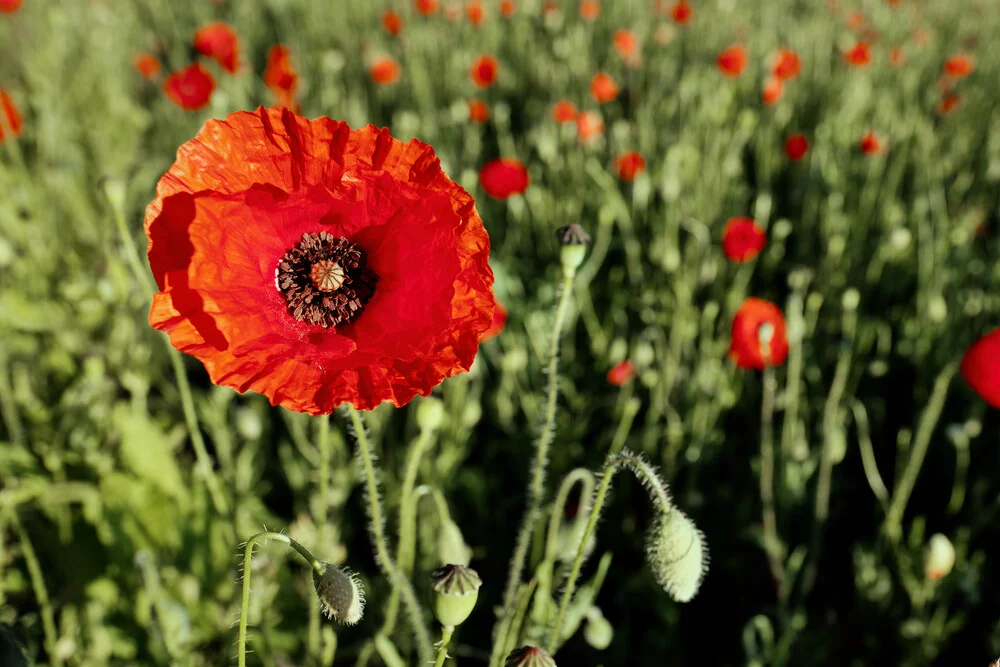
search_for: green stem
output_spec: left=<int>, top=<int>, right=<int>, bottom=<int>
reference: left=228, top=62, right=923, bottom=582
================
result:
left=490, top=269, right=575, bottom=667
left=310, top=415, right=332, bottom=660
left=0, top=351, right=25, bottom=447
left=11, top=513, right=62, bottom=667
left=346, top=406, right=434, bottom=665
left=759, top=366, right=785, bottom=603
left=850, top=400, right=889, bottom=510
left=433, top=625, right=455, bottom=667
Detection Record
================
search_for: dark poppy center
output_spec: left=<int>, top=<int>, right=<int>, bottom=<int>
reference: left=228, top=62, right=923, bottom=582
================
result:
left=276, top=232, right=378, bottom=328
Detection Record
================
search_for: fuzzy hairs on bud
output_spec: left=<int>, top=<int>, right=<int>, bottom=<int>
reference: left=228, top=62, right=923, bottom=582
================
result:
left=645, top=508, right=708, bottom=603
left=312, top=563, right=366, bottom=625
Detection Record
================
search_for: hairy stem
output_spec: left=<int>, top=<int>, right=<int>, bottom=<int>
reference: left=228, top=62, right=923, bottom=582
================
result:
left=12, top=512, right=62, bottom=667
left=433, top=625, right=455, bottom=667
left=310, top=415, right=332, bottom=660
left=759, top=366, right=785, bottom=602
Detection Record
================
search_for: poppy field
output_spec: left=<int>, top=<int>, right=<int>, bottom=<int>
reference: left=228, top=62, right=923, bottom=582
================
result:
left=2, top=0, right=1000, bottom=665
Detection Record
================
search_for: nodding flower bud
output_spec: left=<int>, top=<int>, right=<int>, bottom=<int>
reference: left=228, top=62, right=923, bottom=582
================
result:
left=312, top=562, right=365, bottom=625
left=431, top=564, right=481, bottom=627
left=504, top=646, right=557, bottom=667
left=438, top=519, right=473, bottom=566
left=416, top=396, right=445, bottom=432
left=555, top=223, right=591, bottom=274
left=645, top=508, right=708, bottom=603
left=583, top=605, right=613, bottom=650
left=924, top=533, right=956, bottom=581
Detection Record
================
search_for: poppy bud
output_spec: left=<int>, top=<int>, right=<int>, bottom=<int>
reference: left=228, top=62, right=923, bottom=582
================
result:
left=556, top=224, right=591, bottom=274
left=645, top=508, right=708, bottom=603
left=416, top=396, right=445, bottom=432
left=504, top=646, right=557, bottom=667
left=924, top=534, right=955, bottom=581
left=312, top=562, right=365, bottom=625
left=101, top=177, right=127, bottom=212
left=431, top=564, right=481, bottom=627
left=438, top=519, right=473, bottom=566
left=583, top=605, right=613, bottom=650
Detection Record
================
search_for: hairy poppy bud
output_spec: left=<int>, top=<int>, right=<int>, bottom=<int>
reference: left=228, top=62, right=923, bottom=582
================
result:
left=646, top=509, right=708, bottom=603
left=431, top=564, right=481, bottom=627
left=504, top=646, right=557, bottom=667
left=583, top=605, right=613, bottom=650
left=312, top=562, right=365, bottom=625
left=438, top=519, right=473, bottom=566
left=416, top=396, right=445, bottom=432
left=924, top=534, right=955, bottom=581
left=555, top=224, right=590, bottom=274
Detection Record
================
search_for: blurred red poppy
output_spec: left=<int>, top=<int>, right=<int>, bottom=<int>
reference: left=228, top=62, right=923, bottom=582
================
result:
left=613, top=30, right=638, bottom=60
left=553, top=100, right=579, bottom=123
left=615, top=152, right=646, bottom=181
left=0, top=90, right=23, bottom=141
left=671, top=0, right=691, bottom=24
left=860, top=130, right=883, bottom=154
left=961, top=328, right=1000, bottom=407
left=471, top=55, right=498, bottom=88
left=194, top=23, right=240, bottom=74
left=164, top=63, right=215, bottom=110
left=938, top=94, right=962, bottom=115
left=135, top=53, right=162, bottom=79
left=772, top=49, right=800, bottom=80
left=845, top=10, right=864, bottom=29
left=469, top=99, right=489, bottom=122
left=717, top=46, right=747, bottom=76
left=382, top=10, right=403, bottom=35
left=416, top=0, right=439, bottom=15
left=607, top=360, right=636, bottom=386
left=784, top=134, right=808, bottom=161
left=264, top=45, right=298, bottom=110
left=467, top=0, right=485, bottom=24
left=482, top=301, right=508, bottom=340
left=577, top=110, right=604, bottom=142
left=145, top=107, right=495, bottom=413
left=844, top=41, right=870, bottom=67
left=729, top=298, right=788, bottom=369
left=0, top=0, right=21, bottom=13
left=944, top=54, right=974, bottom=78
left=479, top=158, right=530, bottom=199
left=501, top=0, right=516, bottom=16
left=579, top=0, right=600, bottom=21
left=889, top=47, right=906, bottom=67
left=722, top=217, right=766, bottom=262
left=590, top=72, right=619, bottom=103
left=370, top=58, right=401, bottom=85
left=762, top=77, right=783, bottom=105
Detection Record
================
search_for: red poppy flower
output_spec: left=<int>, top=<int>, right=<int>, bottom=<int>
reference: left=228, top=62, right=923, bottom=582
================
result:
left=607, top=360, right=636, bottom=386
left=579, top=0, right=600, bottom=21
left=937, top=94, right=962, bottom=115
left=590, top=72, right=619, bottom=103
left=471, top=55, right=498, bottom=88
left=784, top=134, right=809, bottom=161
left=722, top=217, right=766, bottom=262
left=415, top=0, right=438, bottom=15
left=193, top=23, right=240, bottom=74
left=729, top=298, right=788, bottom=370
left=961, top=329, right=1000, bottom=407
left=469, top=99, right=489, bottom=123
left=762, top=77, right=783, bottom=105
left=671, top=0, right=691, bottom=24
left=145, top=107, right=495, bottom=414
left=615, top=152, right=646, bottom=181
left=944, top=54, right=974, bottom=78
left=844, top=41, right=870, bottom=67
left=500, top=0, right=516, bottom=16
left=163, top=63, right=215, bottom=111
left=0, top=0, right=21, bottom=13
left=890, top=47, right=906, bottom=67
left=479, top=158, right=529, bottom=199
left=264, top=45, right=298, bottom=109
left=576, top=110, right=604, bottom=142
left=466, top=0, right=485, bottom=24
left=613, top=30, right=638, bottom=60
left=370, top=58, right=400, bottom=85
left=772, top=49, right=800, bottom=80
left=482, top=301, right=507, bottom=341
left=717, top=46, right=747, bottom=77
left=553, top=100, right=578, bottom=123
left=860, top=130, right=883, bottom=155
left=382, top=10, right=403, bottom=35
left=0, top=90, right=23, bottom=141
left=135, top=53, right=162, bottom=79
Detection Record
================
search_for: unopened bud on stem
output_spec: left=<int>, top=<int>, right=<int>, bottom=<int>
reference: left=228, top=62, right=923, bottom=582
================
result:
left=312, top=562, right=365, bottom=625
left=645, top=508, right=708, bottom=603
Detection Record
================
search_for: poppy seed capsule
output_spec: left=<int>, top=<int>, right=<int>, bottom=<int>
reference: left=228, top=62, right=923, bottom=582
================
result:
left=504, top=646, right=557, bottom=667
left=645, top=509, right=708, bottom=603
left=431, top=564, right=481, bottom=627
left=312, top=563, right=365, bottom=625
left=556, top=224, right=591, bottom=273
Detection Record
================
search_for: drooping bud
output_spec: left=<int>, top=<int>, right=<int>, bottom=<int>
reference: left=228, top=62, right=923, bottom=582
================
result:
left=504, top=646, right=557, bottom=667
left=555, top=224, right=591, bottom=274
left=431, top=564, right=481, bottom=627
left=583, top=605, right=613, bottom=650
left=645, top=508, right=708, bottom=603
left=924, top=533, right=956, bottom=581
left=312, top=562, right=365, bottom=625
left=437, top=519, right=473, bottom=566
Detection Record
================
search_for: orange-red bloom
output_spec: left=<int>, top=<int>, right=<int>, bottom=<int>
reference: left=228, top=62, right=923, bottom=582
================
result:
left=607, top=360, right=636, bottom=386
left=0, top=90, right=23, bottom=141
left=135, top=53, right=162, bottom=79
left=772, top=49, right=800, bottom=80
left=590, top=72, right=618, bottom=103
left=762, top=77, right=783, bottom=105
left=844, top=41, right=870, bottom=67
left=722, top=217, right=766, bottom=262
left=415, top=0, right=439, bottom=15
left=0, top=0, right=21, bottom=13
left=479, top=158, right=529, bottom=199
left=944, top=54, right=974, bottom=78
left=471, top=55, right=498, bottom=88
left=194, top=22, right=240, bottom=74
left=482, top=301, right=507, bottom=340
left=164, top=63, right=215, bottom=111
left=382, top=10, right=403, bottom=35
left=729, top=298, right=788, bottom=369
left=264, top=45, right=298, bottom=109
left=469, top=99, right=489, bottom=122
left=145, top=107, right=494, bottom=413
left=613, top=30, right=638, bottom=60
left=937, top=94, right=962, bottom=115
left=615, top=152, right=646, bottom=181
left=466, top=0, right=485, bottom=24
left=717, top=45, right=747, bottom=77
left=784, top=134, right=808, bottom=161
left=961, top=328, right=1000, bottom=407
left=860, top=130, right=883, bottom=154
left=500, top=0, right=516, bottom=16
left=553, top=100, right=579, bottom=123
left=370, top=58, right=400, bottom=85
left=576, top=110, right=604, bottom=142
left=671, top=0, right=691, bottom=24
left=579, top=0, right=600, bottom=21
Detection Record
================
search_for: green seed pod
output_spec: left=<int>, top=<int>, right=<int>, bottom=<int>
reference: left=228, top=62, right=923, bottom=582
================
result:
left=431, top=564, right=481, bottom=627
left=555, top=224, right=591, bottom=274
left=312, top=562, right=365, bottom=625
left=504, top=646, right=557, bottom=667
left=583, top=606, right=613, bottom=650
left=416, top=396, right=445, bottom=432
left=924, top=534, right=955, bottom=581
left=645, top=509, right=708, bottom=603
left=438, top=519, right=473, bottom=566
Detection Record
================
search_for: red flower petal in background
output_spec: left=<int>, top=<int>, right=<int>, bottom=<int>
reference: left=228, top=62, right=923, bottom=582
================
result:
left=671, top=0, right=691, bottom=24
left=501, top=0, right=516, bottom=16
left=772, top=48, right=800, bottom=81
left=762, top=77, right=783, bottom=105
left=466, top=0, right=485, bottom=24
left=845, top=9, right=864, bottom=29
left=264, top=45, right=298, bottom=109
left=471, top=55, right=498, bottom=88
left=607, top=360, right=636, bottom=386
left=579, top=0, right=600, bottom=21
left=416, top=0, right=439, bottom=15
left=729, top=298, right=789, bottom=370
left=890, top=47, right=906, bottom=67
left=0, top=0, right=21, bottom=13
left=844, top=41, right=871, bottom=67
left=382, top=10, right=403, bottom=35
left=145, top=107, right=495, bottom=413
left=613, top=30, right=638, bottom=60
left=479, top=158, right=530, bottom=199
left=860, top=130, right=883, bottom=155
left=576, top=110, right=604, bottom=142
left=469, top=99, right=489, bottom=123
left=944, top=54, right=974, bottom=78
left=0, top=89, right=23, bottom=141
left=482, top=301, right=508, bottom=341
left=370, top=57, right=401, bottom=85
left=615, top=151, right=646, bottom=181
left=163, top=63, right=215, bottom=110
left=722, top=217, right=766, bottom=262
left=937, top=94, right=962, bottom=115
left=194, top=22, right=240, bottom=74
left=717, top=45, right=747, bottom=77
left=784, top=134, right=809, bottom=161
left=961, top=328, right=1000, bottom=407
left=590, top=72, right=619, bottom=103
left=135, top=53, right=162, bottom=79
left=552, top=100, right=579, bottom=123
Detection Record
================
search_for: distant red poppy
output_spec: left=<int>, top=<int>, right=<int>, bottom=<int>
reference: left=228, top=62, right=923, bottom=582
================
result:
left=163, top=63, right=215, bottom=110
left=671, top=0, right=692, bottom=24
left=135, top=53, right=162, bottom=79
left=471, top=55, right=498, bottom=88
left=961, top=328, right=1000, bottom=407
left=382, top=10, right=403, bottom=35
left=762, top=77, right=783, bottom=105
left=553, top=100, right=579, bottom=123
left=889, top=47, right=906, bottom=67
left=264, top=45, right=298, bottom=109
left=615, top=152, right=646, bottom=181
left=193, top=22, right=240, bottom=73
left=370, top=58, right=400, bottom=85
left=482, top=301, right=508, bottom=340
left=717, top=46, right=747, bottom=77
left=722, top=217, right=766, bottom=262
left=0, top=0, right=21, bottom=13
left=772, top=49, right=800, bottom=80
left=0, top=90, right=23, bottom=141
left=576, top=111, right=604, bottom=142
left=784, top=134, right=809, bottom=161
left=590, top=72, right=619, bottom=103
left=479, top=158, right=530, bottom=199
left=466, top=0, right=485, bottom=24
left=416, top=0, right=439, bottom=15
left=860, top=130, right=883, bottom=154
left=579, top=0, right=600, bottom=21
left=845, top=10, right=864, bottom=29
left=607, top=360, right=636, bottom=386
left=501, top=0, right=516, bottom=16
left=469, top=99, right=489, bottom=122
left=937, top=94, right=962, bottom=115
left=613, top=30, right=638, bottom=60
left=944, top=54, right=974, bottom=78
left=844, top=41, right=871, bottom=67
left=729, top=298, right=789, bottom=370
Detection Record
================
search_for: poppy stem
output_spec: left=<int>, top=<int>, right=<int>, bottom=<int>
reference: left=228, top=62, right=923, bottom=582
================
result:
left=309, top=414, right=332, bottom=660
left=433, top=625, right=454, bottom=667
left=346, top=406, right=434, bottom=665
left=490, top=269, right=576, bottom=667
left=759, top=365, right=785, bottom=603
left=10, top=512, right=62, bottom=667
